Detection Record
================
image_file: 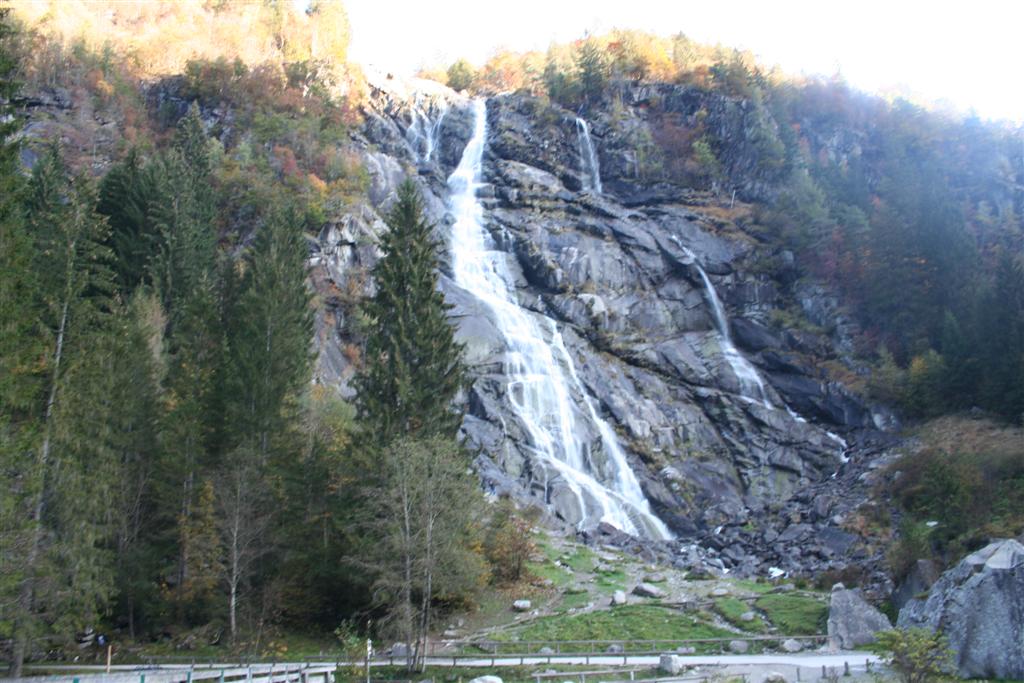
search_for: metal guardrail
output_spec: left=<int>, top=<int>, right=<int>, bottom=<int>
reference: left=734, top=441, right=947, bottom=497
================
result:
left=61, top=635, right=828, bottom=669
left=8, top=663, right=336, bottom=683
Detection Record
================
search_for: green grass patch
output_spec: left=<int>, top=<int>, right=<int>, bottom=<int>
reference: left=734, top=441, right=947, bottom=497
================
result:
left=536, top=536, right=563, bottom=563
left=594, top=567, right=628, bottom=593
left=730, top=578, right=775, bottom=595
left=527, top=559, right=573, bottom=588
left=754, top=593, right=827, bottom=635
left=559, top=590, right=593, bottom=610
left=559, top=546, right=597, bottom=573
left=497, top=605, right=733, bottom=647
left=712, top=597, right=766, bottom=633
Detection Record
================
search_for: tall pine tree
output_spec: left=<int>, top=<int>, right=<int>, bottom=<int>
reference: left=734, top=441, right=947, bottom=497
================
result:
left=355, top=180, right=465, bottom=441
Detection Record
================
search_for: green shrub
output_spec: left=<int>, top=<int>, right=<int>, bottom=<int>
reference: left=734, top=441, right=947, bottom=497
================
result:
left=873, top=628, right=954, bottom=683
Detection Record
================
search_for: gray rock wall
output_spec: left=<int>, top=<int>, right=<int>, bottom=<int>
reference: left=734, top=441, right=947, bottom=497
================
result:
left=898, top=539, right=1024, bottom=680
left=309, top=78, right=890, bottom=561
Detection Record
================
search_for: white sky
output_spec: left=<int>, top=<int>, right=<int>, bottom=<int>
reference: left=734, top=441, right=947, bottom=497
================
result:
left=342, top=0, right=1024, bottom=123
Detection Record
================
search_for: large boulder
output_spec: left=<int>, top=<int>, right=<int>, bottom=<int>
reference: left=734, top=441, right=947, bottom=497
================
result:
left=658, top=654, right=682, bottom=675
left=898, top=539, right=1024, bottom=680
left=781, top=638, right=803, bottom=653
left=633, top=582, right=666, bottom=598
left=827, top=584, right=891, bottom=649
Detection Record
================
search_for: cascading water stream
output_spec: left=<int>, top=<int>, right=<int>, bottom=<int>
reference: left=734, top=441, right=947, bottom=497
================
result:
left=448, top=99, right=670, bottom=540
left=675, top=241, right=772, bottom=408
left=407, top=99, right=448, bottom=163
left=676, top=239, right=850, bottom=462
left=575, top=117, right=603, bottom=194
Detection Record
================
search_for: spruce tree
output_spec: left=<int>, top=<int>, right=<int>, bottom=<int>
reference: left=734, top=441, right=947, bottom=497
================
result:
left=355, top=180, right=465, bottom=441
left=97, top=148, right=162, bottom=292
left=160, top=270, right=220, bottom=615
left=213, top=207, right=314, bottom=632
left=575, top=37, right=608, bottom=105
left=7, top=146, right=116, bottom=677
left=0, top=8, right=35, bottom=432
left=107, top=292, right=165, bottom=637
left=150, top=150, right=217, bottom=324
left=224, top=207, right=314, bottom=459
left=0, top=15, right=40, bottom=671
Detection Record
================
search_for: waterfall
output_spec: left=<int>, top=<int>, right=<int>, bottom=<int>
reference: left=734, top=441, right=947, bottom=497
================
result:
left=448, top=99, right=671, bottom=540
left=676, top=241, right=773, bottom=408
left=406, top=99, right=448, bottom=163
left=575, top=117, right=603, bottom=194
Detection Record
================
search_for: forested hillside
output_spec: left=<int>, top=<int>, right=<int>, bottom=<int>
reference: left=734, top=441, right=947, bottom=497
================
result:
left=0, top=3, right=492, bottom=675
left=1, top=2, right=1023, bottom=677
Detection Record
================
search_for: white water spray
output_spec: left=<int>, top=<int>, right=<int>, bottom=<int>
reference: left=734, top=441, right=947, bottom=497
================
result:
left=448, top=100, right=670, bottom=539
left=407, top=99, right=448, bottom=163
left=576, top=117, right=603, bottom=194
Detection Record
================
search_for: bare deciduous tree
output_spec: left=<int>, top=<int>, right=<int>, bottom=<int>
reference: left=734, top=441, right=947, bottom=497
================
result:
left=362, top=436, right=484, bottom=672
left=216, top=454, right=271, bottom=641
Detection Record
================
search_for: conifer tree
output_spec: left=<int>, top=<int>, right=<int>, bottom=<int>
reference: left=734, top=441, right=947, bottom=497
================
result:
left=107, top=292, right=165, bottom=637
left=150, top=151, right=217, bottom=324
left=97, top=149, right=162, bottom=292
left=0, top=7, right=34, bottom=432
left=355, top=181, right=465, bottom=441
left=0, top=14, right=40, bottom=671
left=224, top=207, right=314, bottom=459
left=575, top=37, right=608, bottom=105
left=7, top=147, right=116, bottom=677
left=160, top=271, right=221, bottom=614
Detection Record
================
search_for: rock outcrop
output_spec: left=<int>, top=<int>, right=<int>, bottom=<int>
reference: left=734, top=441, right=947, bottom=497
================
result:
left=827, top=584, right=891, bottom=649
left=898, top=539, right=1024, bottom=680
left=307, top=76, right=896, bottom=580
left=891, top=559, right=940, bottom=611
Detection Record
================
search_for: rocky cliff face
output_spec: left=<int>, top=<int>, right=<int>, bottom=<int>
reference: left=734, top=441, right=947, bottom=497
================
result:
left=310, top=77, right=898, bottom=582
